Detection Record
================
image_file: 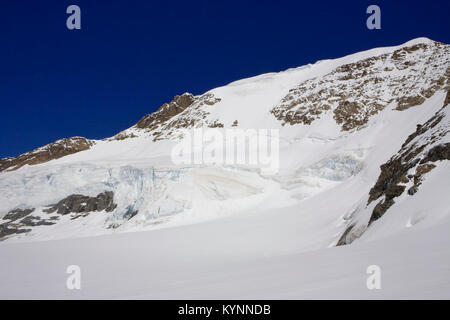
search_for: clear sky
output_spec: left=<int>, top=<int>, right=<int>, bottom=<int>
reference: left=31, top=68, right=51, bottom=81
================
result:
left=1, top=0, right=449, bottom=158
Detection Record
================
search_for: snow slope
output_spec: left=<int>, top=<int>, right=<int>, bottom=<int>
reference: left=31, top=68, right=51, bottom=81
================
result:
left=1, top=203, right=449, bottom=299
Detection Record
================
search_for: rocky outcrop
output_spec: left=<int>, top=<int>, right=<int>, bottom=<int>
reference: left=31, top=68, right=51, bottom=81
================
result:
left=149, top=93, right=223, bottom=141
left=0, top=215, right=55, bottom=240
left=0, top=137, right=95, bottom=172
left=337, top=89, right=450, bottom=245
left=1, top=208, right=36, bottom=240
left=135, top=93, right=196, bottom=131
left=367, top=94, right=450, bottom=225
left=0, top=224, right=30, bottom=241
left=43, top=191, right=117, bottom=215
left=20, top=216, right=55, bottom=227
left=0, top=92, right=223, bottom=167
left=2, top=208, right=35, bottom=221
left=115, top=92, right=223, bottom=142
left=272, top=41, right=450, bottom=131
left=420, top=143, right=450, bottom=163
left=0, top=192, right=115, bottom=240
left=109, top=131, right=138, bottom=141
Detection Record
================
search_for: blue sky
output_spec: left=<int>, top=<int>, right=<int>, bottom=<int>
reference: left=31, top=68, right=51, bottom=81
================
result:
left=0, top=0, right=449, bottom=158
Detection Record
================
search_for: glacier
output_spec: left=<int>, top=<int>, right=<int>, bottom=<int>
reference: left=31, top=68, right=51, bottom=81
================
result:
left=1, top=37, right=449, bottom=299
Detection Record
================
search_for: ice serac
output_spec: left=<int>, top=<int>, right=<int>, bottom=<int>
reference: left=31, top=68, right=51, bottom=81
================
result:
left=0, top=37, right=449, bottom=250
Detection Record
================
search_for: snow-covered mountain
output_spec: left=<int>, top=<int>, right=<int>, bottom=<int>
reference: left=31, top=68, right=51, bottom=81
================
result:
left=1, top=37, right=449, bottom=299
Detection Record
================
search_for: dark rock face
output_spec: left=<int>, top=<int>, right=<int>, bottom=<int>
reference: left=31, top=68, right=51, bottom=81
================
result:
left=20, top=216, right=55, bottom=227
left=44, top=191, right=117, bottom=215
left=367, top=96, right=449, bottom=225
left=444, top=89, right=450, bottom=107
left=406, top=163, right=436, bottom=196
left=366, top=153, right=415, bottom=225
left=1, top=208, right=55, bottom=240
left=3, top=208, right=35, bottom=221
left=0, top=224, right=30, bottom=240
left=0, top=137, right=94, bottom=172
left=151, top=93, right=223, bottom=141
left=135, top=93, right=196, bottom=131
left=368, top=158, right=413, bottom=205
left=420, top=143, right=450, bottom=163
left=131, top=92, right=223, bottom=141
left=0, top=192, right=116, bottom=240
left=370, top=198, right=395, bottom=224
left=271, top=41, right=450, bottom=131
left=338, top=89, right=450, bottom=245
left=396, top=96, right=426, bottom=111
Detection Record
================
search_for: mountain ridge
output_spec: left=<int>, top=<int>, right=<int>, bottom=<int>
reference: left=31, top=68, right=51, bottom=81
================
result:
left=2, top=37, right=448, bottom=172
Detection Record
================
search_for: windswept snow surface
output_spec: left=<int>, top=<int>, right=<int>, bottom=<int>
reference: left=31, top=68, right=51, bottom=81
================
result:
left=1, top=38, right=449, bottom=298
left=1, top=209, right=449, bottom=299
